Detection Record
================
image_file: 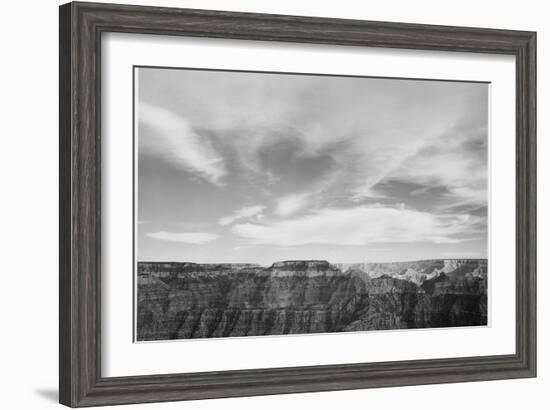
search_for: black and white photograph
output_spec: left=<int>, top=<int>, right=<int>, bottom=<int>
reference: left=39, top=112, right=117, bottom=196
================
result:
left=135, top=67, right=489, bottom=341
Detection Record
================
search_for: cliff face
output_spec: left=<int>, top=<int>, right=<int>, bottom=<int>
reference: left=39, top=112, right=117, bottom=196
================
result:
left=335, top=259, right=487, bottom=284
left=137, top=259, right=487, bottom=341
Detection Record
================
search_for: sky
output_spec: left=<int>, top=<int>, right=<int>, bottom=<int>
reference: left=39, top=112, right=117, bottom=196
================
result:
left=136, top=67, right=488, bottom=265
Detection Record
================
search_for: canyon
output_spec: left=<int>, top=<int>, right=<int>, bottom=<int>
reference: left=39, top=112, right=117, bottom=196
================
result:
left=137, top=259, right=487, bottom=341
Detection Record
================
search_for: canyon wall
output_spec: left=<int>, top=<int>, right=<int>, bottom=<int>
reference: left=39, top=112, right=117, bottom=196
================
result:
left=137, top=259, right=487, bottom=341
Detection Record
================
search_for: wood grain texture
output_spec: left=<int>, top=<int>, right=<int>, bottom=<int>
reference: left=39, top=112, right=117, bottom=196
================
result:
left=59, top=1, right=537, bottom=407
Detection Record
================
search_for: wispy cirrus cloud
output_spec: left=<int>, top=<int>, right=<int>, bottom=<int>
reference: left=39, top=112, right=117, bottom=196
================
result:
left=146, top=231, right=219, bottom=244
left=274, top=193, right=310, bottom=217
left=138, top=101, right=227, bottom=186
left=232, top=204, right=483, bottom=246
left=138, top=70, right=488, bottom=210
left=385, top=125, right=488, bottom=207
left=219, top=205, right=265, bottom=226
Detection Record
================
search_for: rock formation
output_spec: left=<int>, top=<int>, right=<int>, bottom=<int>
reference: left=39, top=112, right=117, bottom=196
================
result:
left=137, top=259, right=487, bottom=341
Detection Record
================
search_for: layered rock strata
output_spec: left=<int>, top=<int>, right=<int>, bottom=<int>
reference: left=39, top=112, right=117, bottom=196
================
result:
left=137, top=259, right=487, bottom=341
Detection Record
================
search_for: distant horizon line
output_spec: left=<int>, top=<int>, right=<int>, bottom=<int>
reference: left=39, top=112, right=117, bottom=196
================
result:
left=137, top=257, right=489, bottom=267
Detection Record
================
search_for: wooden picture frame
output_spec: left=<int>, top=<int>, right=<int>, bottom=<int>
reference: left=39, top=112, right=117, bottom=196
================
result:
left=59, top=1, right=536, bottom=407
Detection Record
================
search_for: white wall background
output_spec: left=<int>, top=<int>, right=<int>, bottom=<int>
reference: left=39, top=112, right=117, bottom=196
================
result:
left=0, top=0, right=546, bottom=409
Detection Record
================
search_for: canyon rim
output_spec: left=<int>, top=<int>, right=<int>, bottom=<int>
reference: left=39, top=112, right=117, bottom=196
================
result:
left=135, top=66, right=489, bottom=341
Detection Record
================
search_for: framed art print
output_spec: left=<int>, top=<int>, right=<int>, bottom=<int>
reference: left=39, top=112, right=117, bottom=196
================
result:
left=59, top=2, right=536, bottom=407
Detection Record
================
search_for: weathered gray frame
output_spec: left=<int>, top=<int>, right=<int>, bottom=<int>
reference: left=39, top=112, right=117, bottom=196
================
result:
left=59, top=2, right=536, bottom=407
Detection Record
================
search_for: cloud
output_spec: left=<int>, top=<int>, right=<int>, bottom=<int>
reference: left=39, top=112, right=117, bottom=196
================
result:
left=219, top=205, right=265, bottom=226
left=232, top=205, right=483, bottom=246
left=138, top=101, right=227, bottom=185
left=386, top=125, right=488, bottom=207
left=139, top=70, right=488, bottom=209
left=137, top=69, right=489, bottom=261
left=145, top=231, right=219, bottom=244
left=274, top=193, right=310, bottom=217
